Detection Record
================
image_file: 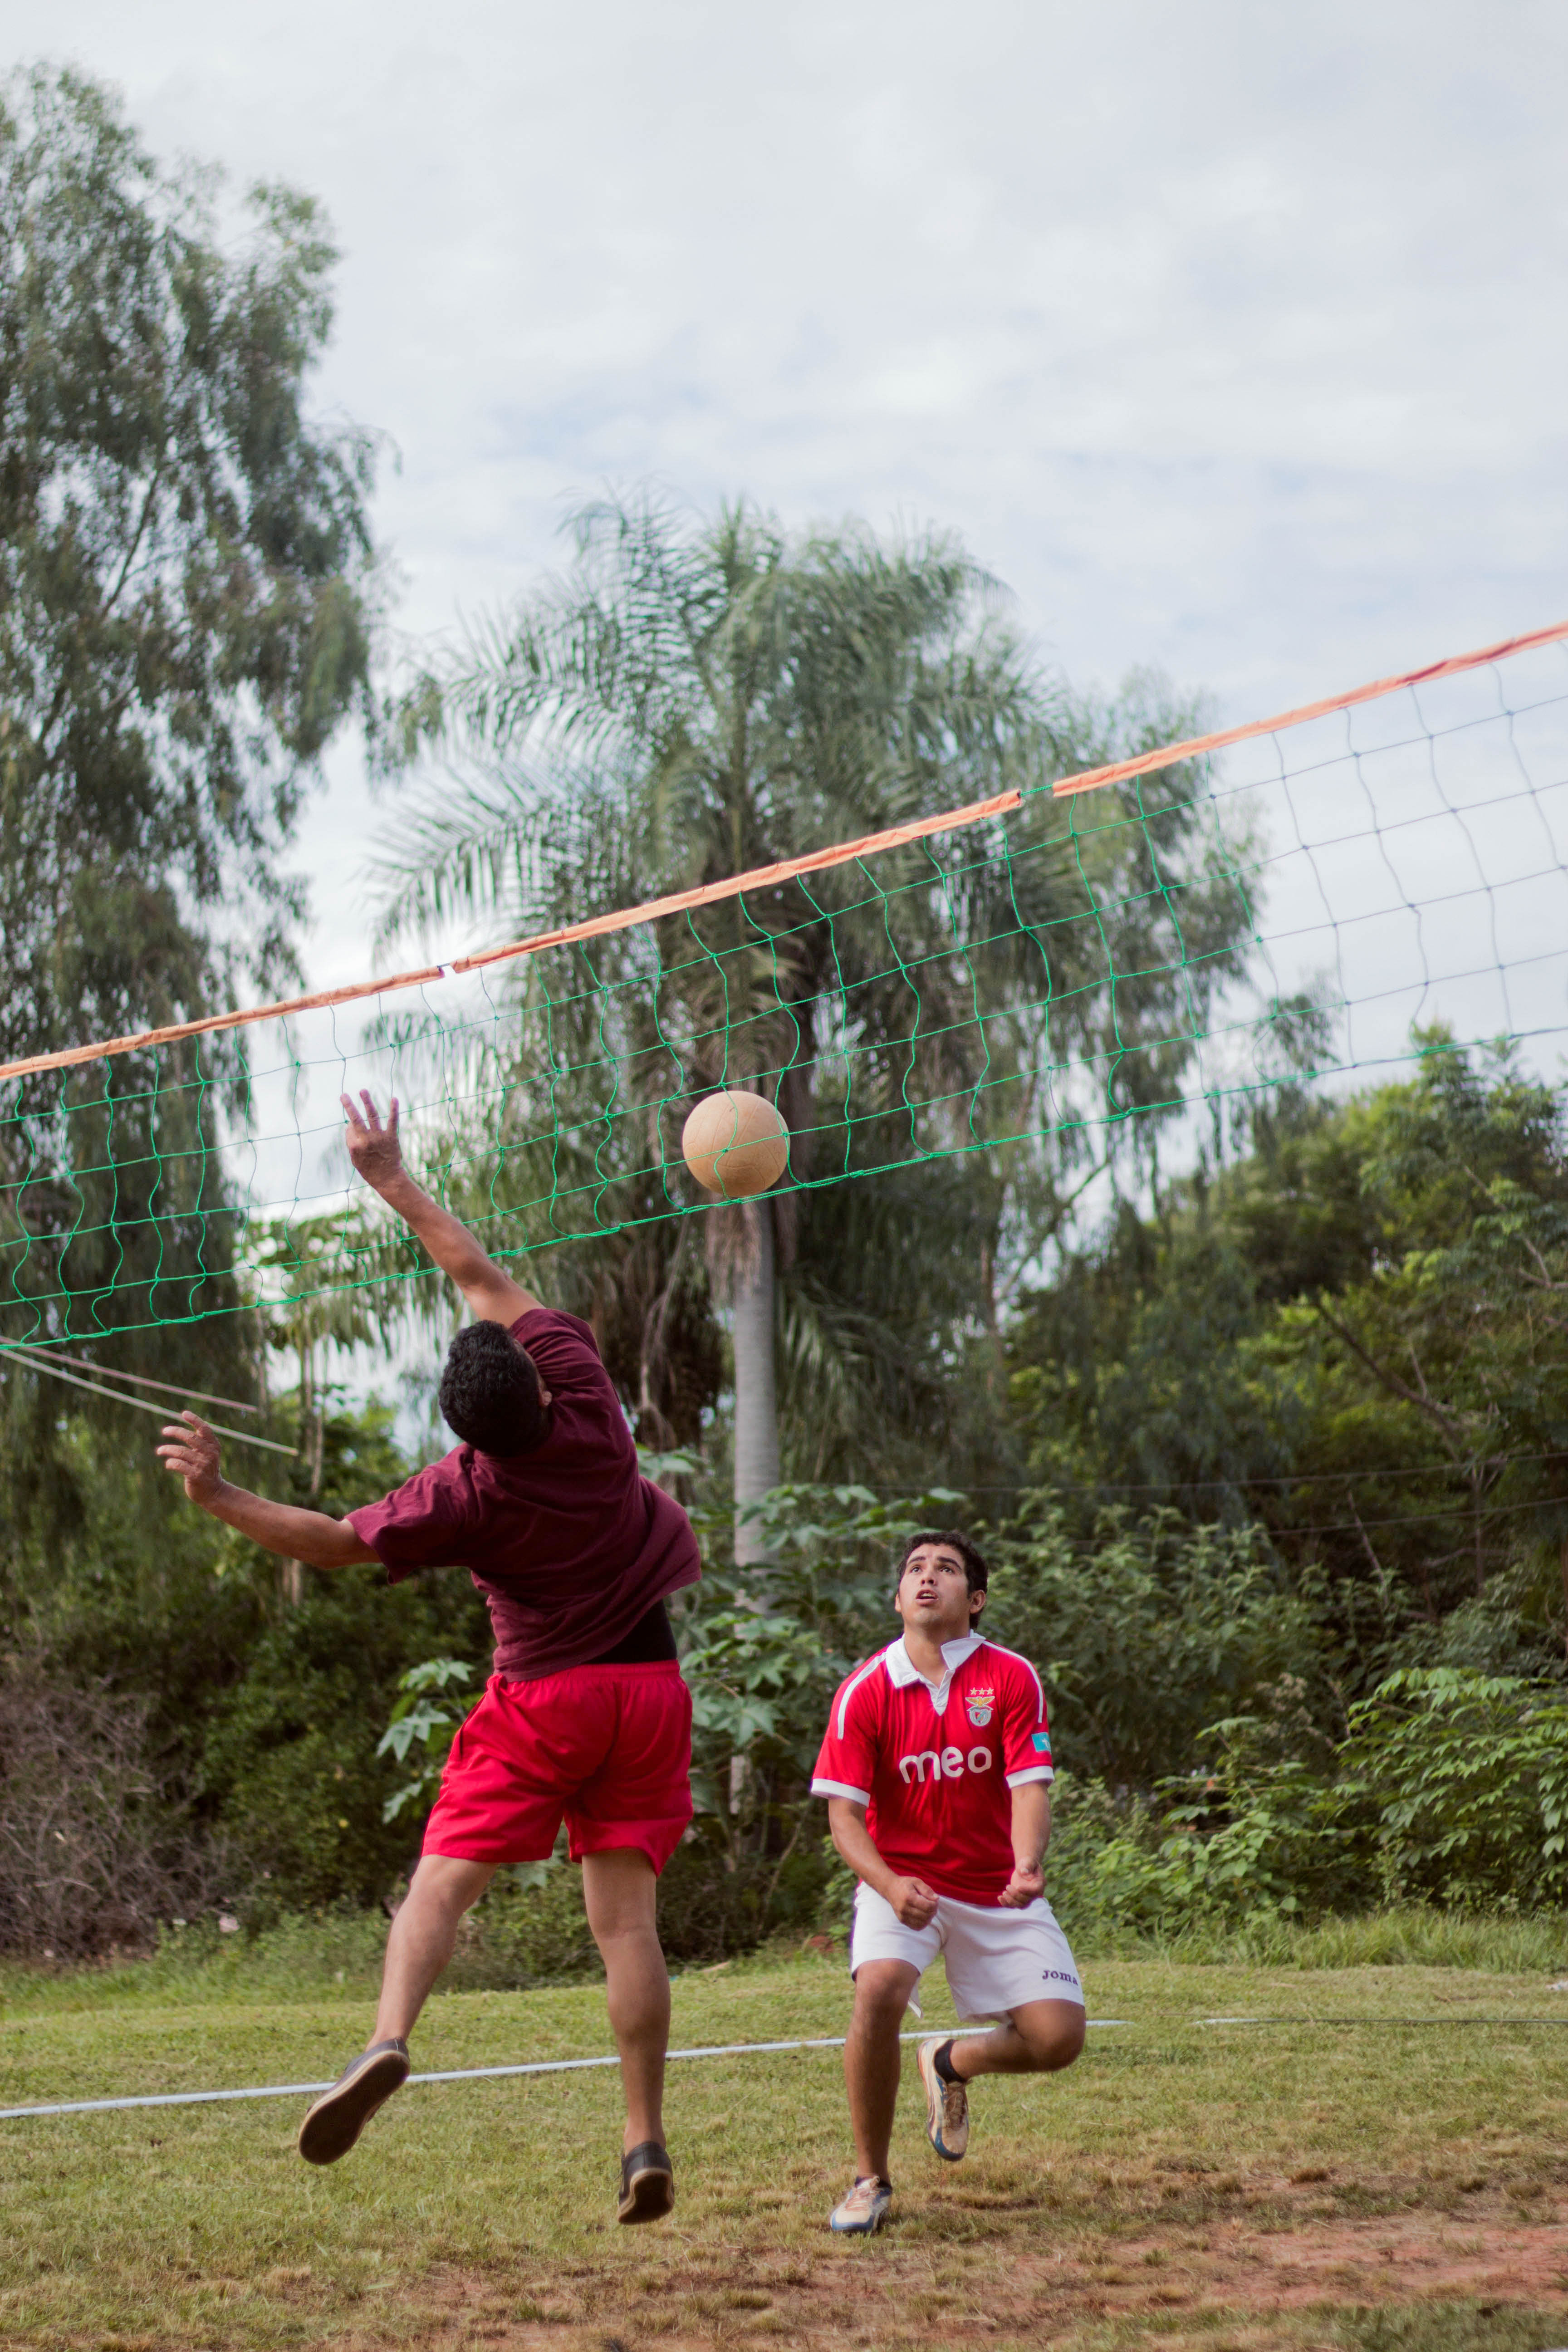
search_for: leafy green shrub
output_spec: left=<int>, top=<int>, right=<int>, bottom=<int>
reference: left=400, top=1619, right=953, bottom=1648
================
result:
left=1043, top=1668, right=1568, bottom=1945
left=199, top=1565, right=488, bottom=1912
left=377, top=1658, right=476, bottom=1823
left=985, top=1504, right=1333, bottom=1785
left=1343, top=1667, right=1568, bottom=1907
left=1034, top=1764, right=1354, bottom=1946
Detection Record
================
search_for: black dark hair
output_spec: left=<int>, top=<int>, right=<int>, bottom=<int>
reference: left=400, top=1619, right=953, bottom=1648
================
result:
left=897, top=1528, right=989, bottom=1596
left=438, top=1322, right=550, bottom=1458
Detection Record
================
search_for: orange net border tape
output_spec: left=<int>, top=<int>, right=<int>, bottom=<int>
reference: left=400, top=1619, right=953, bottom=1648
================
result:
left=4, top=615, right=1566, bottom=1086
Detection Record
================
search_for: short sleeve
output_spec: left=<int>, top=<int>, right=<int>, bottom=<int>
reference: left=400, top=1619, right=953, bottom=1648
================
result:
left=998, top=1651, right=1054, bottom=1787
left=514, top=1308, right=615, bottom=1400
left=346, top=1461, right=478, bottom=1584
left=811, top=1658, right=884, bottom=1804
left=512, top=1308, right=634, bottom=1465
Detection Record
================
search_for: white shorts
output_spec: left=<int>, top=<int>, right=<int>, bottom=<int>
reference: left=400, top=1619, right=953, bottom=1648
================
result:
left=849, top=1882, right=1084, bottom=2024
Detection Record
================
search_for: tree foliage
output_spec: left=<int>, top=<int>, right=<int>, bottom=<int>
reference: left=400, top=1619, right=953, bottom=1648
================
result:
left=1007, top=1036, right=1568, bottom=1676
left=371, top=495, right=1262, bottom=1490
left=0, top=65, right=381, bottom=1573
left=0, top=64, right=379, bottom=1053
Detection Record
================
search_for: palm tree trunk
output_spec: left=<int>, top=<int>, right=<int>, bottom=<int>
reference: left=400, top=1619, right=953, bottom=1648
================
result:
left=732, top=1199, right=779, bottom=1568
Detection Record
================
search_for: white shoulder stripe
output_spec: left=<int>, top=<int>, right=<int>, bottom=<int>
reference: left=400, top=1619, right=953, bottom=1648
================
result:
left=981, top=1641, right=1046, bottom=1724
left=836, top=1650, right=890, bottom=1739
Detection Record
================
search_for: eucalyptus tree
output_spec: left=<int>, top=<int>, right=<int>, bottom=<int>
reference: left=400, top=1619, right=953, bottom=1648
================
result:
left=0, top=66, right=382, bottom=1596
left=375, top=495, right=1258, bottom=1553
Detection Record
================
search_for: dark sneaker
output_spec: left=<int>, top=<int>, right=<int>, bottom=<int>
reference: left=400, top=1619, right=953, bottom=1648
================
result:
left=829, top=2176, right=893, bottom=2234
left=298, top=2038, right=410, bottom=2166
left=618, top=2140, right=674, bottom=2224
left=917, top=2037, right=969, bottom=2161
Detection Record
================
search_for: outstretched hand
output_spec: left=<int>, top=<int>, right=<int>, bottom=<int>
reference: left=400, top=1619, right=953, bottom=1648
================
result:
left=157, top=1411, right=224, bottom=1505
left=341, top=1090, right=405, bottom=1195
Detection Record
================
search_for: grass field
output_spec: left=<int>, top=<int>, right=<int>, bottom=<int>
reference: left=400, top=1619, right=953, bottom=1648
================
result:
left=3, top=1931, right=1568, bottom=2352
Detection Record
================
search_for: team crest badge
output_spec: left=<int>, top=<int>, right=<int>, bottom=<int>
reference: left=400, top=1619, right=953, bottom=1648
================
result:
left=965, top=1685, right=995, bottom=1728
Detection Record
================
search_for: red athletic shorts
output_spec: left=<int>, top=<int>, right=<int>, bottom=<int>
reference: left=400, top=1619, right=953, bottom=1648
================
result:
left=421, top=1661, right=692, bottom=1875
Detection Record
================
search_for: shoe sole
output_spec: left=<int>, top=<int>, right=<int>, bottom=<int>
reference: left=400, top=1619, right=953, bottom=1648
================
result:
left=829, top=2209, right=889, bottom=2234
left=617, top=2163, right=675, bottom=2224
left=917, top=2041, right=967, bottom=2162
left=298, top=2048, right=410, bottom=2166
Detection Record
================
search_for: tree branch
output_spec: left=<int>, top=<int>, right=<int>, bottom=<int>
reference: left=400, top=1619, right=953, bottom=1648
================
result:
left=1312, top=1299, right=1466, bottom=1457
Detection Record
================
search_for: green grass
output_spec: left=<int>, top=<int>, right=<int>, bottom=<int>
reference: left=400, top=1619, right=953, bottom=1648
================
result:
left=1117, top=1906, right=1568, bottom=1974
left=3, top=1933, right=1568, bottom=2349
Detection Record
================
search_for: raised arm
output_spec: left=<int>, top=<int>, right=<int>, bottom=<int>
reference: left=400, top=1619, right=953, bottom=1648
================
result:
left=340, top=1091, right=540, bottom=1326
left=157, top=1414, right=377, bottom=1567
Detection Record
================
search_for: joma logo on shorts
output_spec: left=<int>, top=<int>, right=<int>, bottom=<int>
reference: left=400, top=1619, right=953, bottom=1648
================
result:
left=897, top=1745, right=993, bottom=1783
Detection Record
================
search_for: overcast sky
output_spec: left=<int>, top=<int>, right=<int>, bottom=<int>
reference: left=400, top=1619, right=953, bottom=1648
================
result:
left=9, top=0, right=1568, bottom=993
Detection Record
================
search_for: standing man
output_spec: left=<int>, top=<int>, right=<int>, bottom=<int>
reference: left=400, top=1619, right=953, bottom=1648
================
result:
left=810, top=1531, right=1084, bottom=2234
left=157, top=1093, right=699, bottom=2224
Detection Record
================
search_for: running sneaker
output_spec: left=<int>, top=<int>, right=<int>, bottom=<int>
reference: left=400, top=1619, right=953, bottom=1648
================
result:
left=917, top=2037, right=969, bottom=2161
left=618, top=2140, right=675, bottom=2224
left=828, top=2176, right=893, bottom=2234
left=297, top=2038, right=410, bottom=2166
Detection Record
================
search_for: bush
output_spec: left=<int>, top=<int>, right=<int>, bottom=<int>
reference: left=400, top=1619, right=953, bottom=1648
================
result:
left=1343, top=1667, right=1568, bottom=1908
left=0, top=1660, right=228, bottom=1957
left=199, top=1564, right=490, bottom=1913
left=985, top=1503, right=1334, bottom=1785
left=1038, top=1668, right=1568, bottom=1945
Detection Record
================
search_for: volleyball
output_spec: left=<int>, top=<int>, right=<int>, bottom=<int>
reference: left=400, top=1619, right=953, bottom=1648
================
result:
left=681, top=1089, right=790, bottom=1200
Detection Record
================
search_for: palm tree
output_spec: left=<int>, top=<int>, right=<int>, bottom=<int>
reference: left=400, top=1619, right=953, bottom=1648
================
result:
left=373, top=495, right=1258, bottom=1556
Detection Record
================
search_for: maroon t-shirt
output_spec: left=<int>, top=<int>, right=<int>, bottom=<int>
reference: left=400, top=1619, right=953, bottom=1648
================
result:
left=346, top=1308, right=701, bottom=1681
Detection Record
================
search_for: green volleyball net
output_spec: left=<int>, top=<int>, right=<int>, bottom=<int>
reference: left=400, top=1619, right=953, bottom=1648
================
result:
left=2, top=622, right=1567, bottom=1371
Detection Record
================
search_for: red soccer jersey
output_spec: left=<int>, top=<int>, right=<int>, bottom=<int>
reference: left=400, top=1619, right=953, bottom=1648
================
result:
left=811, top=1632, right=1054, bottom=1906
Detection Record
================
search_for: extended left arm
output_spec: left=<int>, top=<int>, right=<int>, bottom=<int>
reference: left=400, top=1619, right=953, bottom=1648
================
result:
left=999, top=1780, right=1052, bottom=1908
left=341, top=1091, right=540, bottom=1327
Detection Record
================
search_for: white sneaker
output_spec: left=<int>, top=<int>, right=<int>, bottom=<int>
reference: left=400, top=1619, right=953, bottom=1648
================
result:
left=917, top=2037, right=969, bottom=2161
left=828, top=2176, right=893, bottom=2234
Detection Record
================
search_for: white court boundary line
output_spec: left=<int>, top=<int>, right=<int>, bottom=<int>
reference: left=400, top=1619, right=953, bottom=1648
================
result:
left=7, top=2014, right=1563, bottom=2123
left=0, top=2027, right=1127, bottom=2122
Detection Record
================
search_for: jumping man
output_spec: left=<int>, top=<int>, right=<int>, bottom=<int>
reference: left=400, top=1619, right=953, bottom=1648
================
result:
left=157, top=1092, right=700, bottom=2224
left=811, top=1530, right=1084, bottom=2234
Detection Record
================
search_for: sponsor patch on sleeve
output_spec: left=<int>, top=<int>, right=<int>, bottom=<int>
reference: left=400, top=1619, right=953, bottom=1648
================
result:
left=1032, top=1731, right=1052, bottom=1753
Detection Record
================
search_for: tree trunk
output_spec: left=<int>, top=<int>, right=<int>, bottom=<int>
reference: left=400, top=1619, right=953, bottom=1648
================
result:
left=732, top=1198, right=779, bottom=1569
left=281, top=1338, right=316, bottom=1609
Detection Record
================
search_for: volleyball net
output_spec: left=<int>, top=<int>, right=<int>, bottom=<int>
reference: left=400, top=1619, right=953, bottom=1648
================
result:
left=2, top=619, right=1566, bottom=1364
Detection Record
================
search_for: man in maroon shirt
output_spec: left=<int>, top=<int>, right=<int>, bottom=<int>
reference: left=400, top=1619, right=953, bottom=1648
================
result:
left=157, top=1093, right=699, bottom=2223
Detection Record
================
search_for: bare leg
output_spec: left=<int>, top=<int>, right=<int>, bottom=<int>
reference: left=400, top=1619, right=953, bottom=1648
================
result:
left=844, top=1960, right=920, bottom=2180
left=372, top=1854, right=495, bottom=2046
left=581, top=1847, right=669, bottom=2152
left=947, top=1998, right=1085, bottom=2079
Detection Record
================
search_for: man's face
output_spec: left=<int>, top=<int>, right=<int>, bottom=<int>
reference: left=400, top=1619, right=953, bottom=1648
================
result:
left=896, top=1543, right=982, bottom=1642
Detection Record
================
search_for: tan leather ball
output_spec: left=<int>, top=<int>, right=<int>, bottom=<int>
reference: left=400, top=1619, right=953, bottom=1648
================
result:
left=681, top=1089, right=790, bottom=1199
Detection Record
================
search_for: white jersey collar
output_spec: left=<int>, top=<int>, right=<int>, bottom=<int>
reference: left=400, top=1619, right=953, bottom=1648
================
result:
left=884, top=1631, right=985, bottom=1691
